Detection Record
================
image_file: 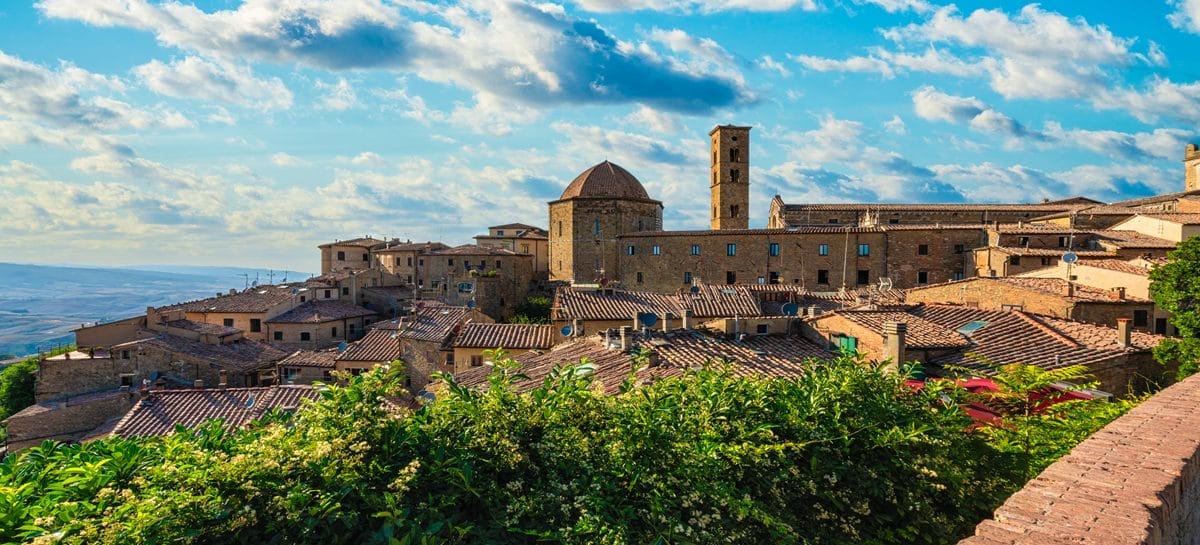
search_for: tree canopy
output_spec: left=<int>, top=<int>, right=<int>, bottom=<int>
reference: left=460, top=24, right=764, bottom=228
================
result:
left=1149, top=235, right=1200, bottom=378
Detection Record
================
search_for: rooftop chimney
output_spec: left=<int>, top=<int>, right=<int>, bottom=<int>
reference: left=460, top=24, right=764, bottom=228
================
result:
left=1117, top=318, right=1132, bottom=348
left=193, top=379, right=204, bottom=389
left=883, top=321, right=907, bottom=373
left=229, top=288, right=237, bottom=295
left=662, top=312, right=671, bottom=333
left=1063, top=282, right=1076, bottom=298
left=682, top=308, right=693, bottom=330
left=1109, top=287, right=1126, bottom=301
left=218, top=370, right=228, bottom=388
left=619, top=326, right=630, bottom=351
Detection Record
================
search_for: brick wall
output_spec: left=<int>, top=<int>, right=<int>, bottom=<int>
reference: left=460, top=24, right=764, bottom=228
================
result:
left=959, top=372, right=1200, bottom=544
left=4, top=391, right=135, bottom=452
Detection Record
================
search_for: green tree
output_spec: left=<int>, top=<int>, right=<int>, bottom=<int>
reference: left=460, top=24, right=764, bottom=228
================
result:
left=1149, top=235, right=1200, bottom=378
left=509, top=295, right=552, bottom=324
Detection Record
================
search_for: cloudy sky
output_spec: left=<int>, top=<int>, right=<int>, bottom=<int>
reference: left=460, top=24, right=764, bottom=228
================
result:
left=2, top=0, right=1199, bottom=272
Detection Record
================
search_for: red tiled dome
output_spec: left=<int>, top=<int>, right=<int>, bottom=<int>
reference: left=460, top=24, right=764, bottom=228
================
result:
left=560, top=161, right=650, bottom=200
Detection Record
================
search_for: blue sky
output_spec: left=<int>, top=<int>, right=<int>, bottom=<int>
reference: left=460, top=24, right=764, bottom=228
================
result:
left=2, top=0, right=1199, bottom=272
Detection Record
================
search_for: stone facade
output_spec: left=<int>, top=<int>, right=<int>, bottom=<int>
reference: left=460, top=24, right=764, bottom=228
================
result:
left=905, top=277, right=1155, bottom=330
left=549, top=197, right=663, bottom=284
left=1187, top=142, right=1200, bottom=192
left=3, top=391, right=135, bottom=452
left=318, top=237, right=382, bottom=274
left=710, top=125, right=751, bottom=230
left=615, top=225, right=984, bottom=292
left=417, top=245, right=535, bottom=320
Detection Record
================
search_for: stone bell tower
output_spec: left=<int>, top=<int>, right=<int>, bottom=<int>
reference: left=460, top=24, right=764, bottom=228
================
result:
left=1186, top=143, right=1200, bottom=192
left=710, top=125, right=751, bottom=230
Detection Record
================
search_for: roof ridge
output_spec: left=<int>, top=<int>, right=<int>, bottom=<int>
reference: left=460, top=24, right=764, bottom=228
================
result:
left=1012, top=312, right=1079, bottom=348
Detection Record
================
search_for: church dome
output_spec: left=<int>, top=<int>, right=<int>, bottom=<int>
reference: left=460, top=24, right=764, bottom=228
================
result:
left=559, top=161, right=651, bottom=200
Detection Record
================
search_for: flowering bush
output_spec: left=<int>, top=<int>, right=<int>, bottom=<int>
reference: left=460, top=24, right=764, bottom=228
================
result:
left=2, top=355, right=1036, bottom=544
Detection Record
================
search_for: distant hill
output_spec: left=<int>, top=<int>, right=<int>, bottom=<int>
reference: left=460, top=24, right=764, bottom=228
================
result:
left=0, top=263, right=313, bottom=359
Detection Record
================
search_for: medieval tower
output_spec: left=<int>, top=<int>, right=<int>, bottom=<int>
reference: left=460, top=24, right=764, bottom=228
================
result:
left=1186, top=143, right=1200, bottom=192
left=710, top=125, right=751, bottom=230
left=548, top=161, right=664, bottom=284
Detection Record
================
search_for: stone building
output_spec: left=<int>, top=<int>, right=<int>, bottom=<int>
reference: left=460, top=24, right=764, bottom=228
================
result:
left=418, top=244, right=535, bottom=319
left=369, top=241, right=449, bottom=283
left=277, top=348, right=338, bottom=385
left=548, top=161, right=664, bottom=284
left=710, top=125, right=751, bottom=230
left=1110, top=213, right=1200, bottom=243
left=474, top=223, right=549, bottom=278
left=904, top=276, right=1155, bottom=330
left=1017, top=258, right=1173, bottom=335
left=451, top=323, right=558, bottom=373
left=318, top=237, right=384, bottom=274
left=263, top=299, right=376, bottom=349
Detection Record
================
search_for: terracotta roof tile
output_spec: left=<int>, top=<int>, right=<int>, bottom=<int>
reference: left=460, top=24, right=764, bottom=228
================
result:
left=909, top=304, right=1162, bottom=373
left=988, top=277, right=1150, bottom=303
left=431, top=244, right=523, bottom=256
left=1130, top=213, right=1200, bottom=224
left=399, top=306, right=479, bottom=343
left=265, top=300, right=376, bottom=324
left=278, top=348, right=339, bottom=369
left=825, top=310, right=971, bottom=349
left=370, top=241, right=450, bottom=253
left=336, top=329, right=400, bottom=363
left=1076, top=259, right=1153, bottom=277
left=454, top=323, right=557, bottom=350
left=318, top=237, right=385, bottom=249
left=166, top=285, right=300, bottom=314
left=554, top=287, right=679, bottom=321
left=163, top=320, right=240, bottom=336
left=111, top=385, right=320, bottom=438
left=112, top=335, right=290, bottom=373
left=454, top=330, right=834, bottom=395
left=674, top=285, right=762, bottom=318
left=558, top=161, right=655, bottom=201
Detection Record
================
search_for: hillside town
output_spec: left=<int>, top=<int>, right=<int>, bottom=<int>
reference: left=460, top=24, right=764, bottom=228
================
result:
left=2, top=126, right=1196, bottom=454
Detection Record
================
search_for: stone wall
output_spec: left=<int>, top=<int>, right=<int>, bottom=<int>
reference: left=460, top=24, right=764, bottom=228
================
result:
left=959, top=372, right=1200, bottom=544
left=4, top=391, right=135, bottom=452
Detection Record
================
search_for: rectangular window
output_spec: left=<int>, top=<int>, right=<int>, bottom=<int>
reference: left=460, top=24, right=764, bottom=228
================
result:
left=250, top=319, right=262, bottom=332
left=283, top=367, right=300, bottom=382
left=726, top=271, right=736, bottom=284
left=300, top=332, right=311, bottom=341
left=496, top=260, right=502, bottom=268
left=1002, top=304, right=1024, bottom=312
left=857, top=270, right=869, bottom=285
left=918, top=244, right=928, bottom=255
left=342, top=287, right=350, bottom=296
left=1009, top=256, right=1021, bottom=266
left=1019, top=236, right=1030, bottom=246
left=730, top=204, right=740, bottom=218
left=636, top=272, right=644, bottom=283
left=300, top=295, right=306, bottom=302
left=652, top=245, right=661, bottom=256
left=730, top=169, right=740, bottom=182
left=888, top=218, right=900, bottom=224
left=769, top=271, right=780, bottom=284
left=918, top=271, right=928, bottom=284
left=953, top=271, right=965, bottom=280
left=836, top=335, right=857, bottom=354
left=337, top=251, right=345, bottom=260
left=690, top=244, right=701, bottom=256
left=273, top=331, right=283, bottom=341
left=954, top=244, right=966, bottom=254
left=818, top=244, right=829, bottom=256
left=324, top=290, right=331, bottom=298
left=594, top=219, right=601, bottom=236
left=768, top=242, right=780, bottom=257
left=332, top=327, right=338, bottom=337
left=727, top=243, right=736, bottom=256
left=626, top=245, right=636, bottom=256
left=449, top=258, right=455, bottom=266
left=857, top=244, right=870, bottom=257
left=1041, top=257, right=1054, bottom=266
left=407, top=256, right=413, bottom=266
left=1134, top=310, right=1149, bottom=327
left=828, top=218, right=840, bottom=224
left=471, top=355, right=484, bottom=367
left=558, top=221, right=563, bottom=236
left=817, top=270, right=829, bottom=284
left=1058, top=236, right=1069, bottom=248
left=757, top=276, right=766, bottom=284
left=756, top=324, right=769, bottom=334
left=121, top=350, right=130, bottom=360
left=683, top=271, right=692, bottom=284
left=362, top=253, right=369, bottom=262
left=223, top=318, right=234, bottom=327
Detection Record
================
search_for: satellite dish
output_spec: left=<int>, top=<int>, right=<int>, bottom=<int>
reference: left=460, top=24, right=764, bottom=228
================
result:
left=1062, top=252, right=1079, bottom=264
left=781, top=303, right=799, bottom=316
left=637, top=312, right=658, bottom=327
left=689, top=285, right=700, bottom=294
left=337, top=342, right=348, bottom=353
left=560, top=324, right=574, bottom=337
left=466, top=299, right=476, bottom=309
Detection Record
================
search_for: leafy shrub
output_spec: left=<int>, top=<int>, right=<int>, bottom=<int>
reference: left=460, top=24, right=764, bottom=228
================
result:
left=0, top=355, right=1100, bottom=544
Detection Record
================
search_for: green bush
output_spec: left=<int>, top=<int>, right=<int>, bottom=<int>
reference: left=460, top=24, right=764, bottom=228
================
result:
left=0, top=355, right=1089, bottom=544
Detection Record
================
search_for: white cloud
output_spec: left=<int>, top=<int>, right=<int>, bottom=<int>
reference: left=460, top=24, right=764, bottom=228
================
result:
left=623, top=105, right=683, bottom=134
left=271, top=152, right=308, bottom=167
left=911, top=86, right=1046, bottom=141
left=777, top=116, right=865, bottom=166
left=1168, top=0, right=1200, bottom=34
left=37, top=0, right=754, bottom=119
left=316, top=77, right=358, bottom=110
left=350, top=151, right=387, bottom=166
left=883, top=115, right=907, bottom=135
left=756, top=55, right=791, bottom=77
left=1042, top=123, right=1194, bottom=161
left=567, top=0, right=817, bottom=13
left=133, top=56, right=293, bottom=109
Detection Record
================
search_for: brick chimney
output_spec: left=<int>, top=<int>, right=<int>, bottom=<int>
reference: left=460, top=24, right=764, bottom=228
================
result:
left=682, top=308, right=693, bottom=330
left=1116, top=318, right=1132, bottom=348
left=619, top=326, right=630, bottom=350
left=193, top=379, right=204, bottom=389
left=1109, top=287, right=1126, bottom=301
left=1063, top=281, right=1076, bottom=298
left=661, top=312, right=671, bottom=333
left=883, top=321, right=907, bottom=371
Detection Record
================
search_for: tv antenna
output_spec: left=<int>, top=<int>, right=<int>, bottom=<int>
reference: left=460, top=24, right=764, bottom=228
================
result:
left=267, top=270, right=276, bottom=284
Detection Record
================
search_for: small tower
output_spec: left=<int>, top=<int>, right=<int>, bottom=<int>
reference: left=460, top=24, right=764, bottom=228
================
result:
left=1186, top=143, right=1200, bottom=192
left=710, top=125, right=751, bottom=230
